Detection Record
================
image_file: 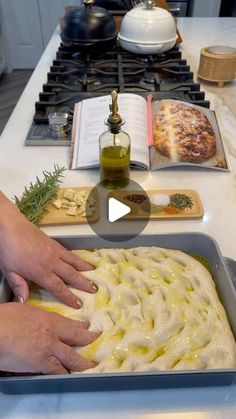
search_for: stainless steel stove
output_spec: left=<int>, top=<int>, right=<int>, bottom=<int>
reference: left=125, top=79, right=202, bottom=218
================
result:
left=25, top=43, right=210, bottom=146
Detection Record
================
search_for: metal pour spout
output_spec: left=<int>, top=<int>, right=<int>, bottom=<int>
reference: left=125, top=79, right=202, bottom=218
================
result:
left=107, top=90, right=122, bottom=127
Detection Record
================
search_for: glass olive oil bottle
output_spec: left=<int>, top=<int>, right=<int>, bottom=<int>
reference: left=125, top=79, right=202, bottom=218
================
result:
left=99, top=90, right=131, bottom=189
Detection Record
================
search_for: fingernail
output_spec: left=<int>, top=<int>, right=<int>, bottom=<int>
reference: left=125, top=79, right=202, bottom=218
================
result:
left=87, top=360, right=98, bottom=369
left=93, top=330, right=102, bottom=338
left=82, top=263, right=94, bottom=271
left=90, top=282, right=98, bottom=292
left=91, top=361, right=98, bottom=367
left=77, top=299, right=83, bottom=308
left=14, top=296, right=24, bottom=303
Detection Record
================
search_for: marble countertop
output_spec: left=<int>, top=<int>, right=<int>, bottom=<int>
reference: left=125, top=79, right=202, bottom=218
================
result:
left=0, top=18, right=236, bottom=418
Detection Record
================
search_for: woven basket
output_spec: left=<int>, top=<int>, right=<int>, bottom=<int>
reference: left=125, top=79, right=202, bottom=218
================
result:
left=198, top=45, right=236, bottom=87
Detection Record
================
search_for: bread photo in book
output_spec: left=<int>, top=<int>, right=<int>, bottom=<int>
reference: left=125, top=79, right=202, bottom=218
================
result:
left=153, top=101, right=217, bottom=163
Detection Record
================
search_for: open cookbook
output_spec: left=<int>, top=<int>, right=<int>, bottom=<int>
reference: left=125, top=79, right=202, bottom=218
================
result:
left=70, top=94, right=229, bottom=171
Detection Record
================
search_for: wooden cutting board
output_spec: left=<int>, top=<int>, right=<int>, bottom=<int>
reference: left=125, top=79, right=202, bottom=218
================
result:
left=39, top=187, right=99, bottom=226
left=40, top=187, right=203, bottom=226
left=109, top=189, right=204, bottom=220
left=148, top=189, right=203, bottom=219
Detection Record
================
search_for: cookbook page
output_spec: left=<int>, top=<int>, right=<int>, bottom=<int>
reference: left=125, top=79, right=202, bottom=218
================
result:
left=71, top=93, right=150, bottom=170
left=149, top=99, right=229, bottom=171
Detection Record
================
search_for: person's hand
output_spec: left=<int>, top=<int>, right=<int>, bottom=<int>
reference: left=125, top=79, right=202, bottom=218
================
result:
left=0, top=303, right=99, bottom=374
left=0, top=193, right=97, bottom=308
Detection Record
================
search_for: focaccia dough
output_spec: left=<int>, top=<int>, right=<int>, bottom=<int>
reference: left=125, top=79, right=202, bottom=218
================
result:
left=28, top=247, right=236, bottom=373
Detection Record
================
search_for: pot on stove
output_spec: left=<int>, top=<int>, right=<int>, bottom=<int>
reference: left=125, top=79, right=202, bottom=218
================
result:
left=118, top=0, right=177, bottom=55
left=60, top=0, right=117, bottom=50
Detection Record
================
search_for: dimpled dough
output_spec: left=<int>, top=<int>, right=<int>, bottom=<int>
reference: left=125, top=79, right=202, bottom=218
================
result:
left=28, top=247, right=236, bottom=372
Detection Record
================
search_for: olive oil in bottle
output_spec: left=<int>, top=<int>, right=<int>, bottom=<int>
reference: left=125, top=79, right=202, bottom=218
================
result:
left=99, top=90, right=131, bottom=189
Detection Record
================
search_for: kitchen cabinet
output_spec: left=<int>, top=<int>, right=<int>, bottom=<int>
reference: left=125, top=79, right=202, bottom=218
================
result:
left=189, top=0, right=222, bottom=16
left=0, top=0, right=44, bottom=69
left=0, top=34, right=7, bottom=75
left=0, top=6, right=7, bottom=74
left=0, top=0, right=82, bottom=69
left=168, top=1, right=188, bottom=16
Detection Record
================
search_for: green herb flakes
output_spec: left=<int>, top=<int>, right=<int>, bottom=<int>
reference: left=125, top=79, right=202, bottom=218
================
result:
left=169, top=193, right=193, bottom=210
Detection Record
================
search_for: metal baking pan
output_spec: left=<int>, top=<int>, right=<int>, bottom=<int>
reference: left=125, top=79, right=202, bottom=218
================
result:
left=0, top=232, right=236, bottom=394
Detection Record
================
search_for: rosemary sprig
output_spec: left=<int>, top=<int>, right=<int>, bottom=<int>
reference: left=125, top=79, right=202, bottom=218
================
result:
left=14, top=165, right=65, bottom=225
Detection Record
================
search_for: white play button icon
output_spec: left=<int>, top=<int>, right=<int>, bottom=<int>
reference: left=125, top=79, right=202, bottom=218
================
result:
left=108, top=197, right=131, bottom=223
left=86, top=180, right=150, bottom=241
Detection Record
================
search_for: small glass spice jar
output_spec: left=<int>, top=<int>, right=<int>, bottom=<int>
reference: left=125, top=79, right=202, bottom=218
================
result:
left=99, top=90, right=131, bottom=189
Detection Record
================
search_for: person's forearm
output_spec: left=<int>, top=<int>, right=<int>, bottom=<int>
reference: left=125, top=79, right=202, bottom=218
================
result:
left=0, top=191, right=22, bottom=233
left=0, top=191, right=12, bottom=205
left=0, top=191, right=12, bottom=211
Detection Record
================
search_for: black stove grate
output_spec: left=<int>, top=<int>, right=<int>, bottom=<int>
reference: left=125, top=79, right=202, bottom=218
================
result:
left=26, top=43, right=210, bottom=146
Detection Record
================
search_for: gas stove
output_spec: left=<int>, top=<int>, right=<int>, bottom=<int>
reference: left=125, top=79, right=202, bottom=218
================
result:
left=25, top=43, right=210, bottom=146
